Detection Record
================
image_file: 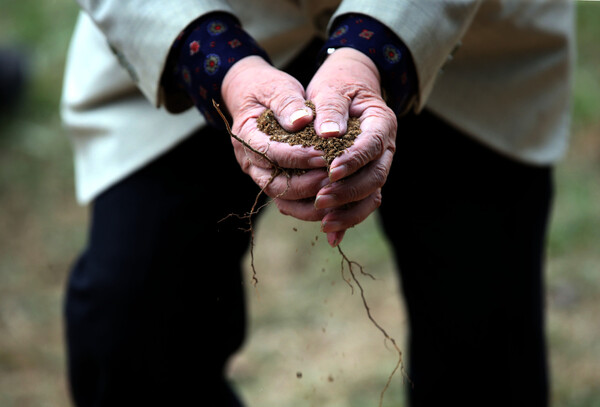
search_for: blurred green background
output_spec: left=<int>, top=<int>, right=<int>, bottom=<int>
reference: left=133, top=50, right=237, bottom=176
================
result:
left=0, top=1, right=598, bottom=406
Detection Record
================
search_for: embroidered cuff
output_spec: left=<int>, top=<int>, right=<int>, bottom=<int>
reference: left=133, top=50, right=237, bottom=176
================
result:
left=166, top=12, right=270, bottom=128
left=319, top=14, right=417, bottom=116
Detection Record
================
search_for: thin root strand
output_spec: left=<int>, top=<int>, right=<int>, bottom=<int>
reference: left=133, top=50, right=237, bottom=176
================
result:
left=213, top=100, right=292, bottom=287
left=337, top=245, right=410, bottom=407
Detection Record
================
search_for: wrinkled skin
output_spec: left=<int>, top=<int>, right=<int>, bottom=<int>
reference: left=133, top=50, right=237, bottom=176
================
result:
left=221, top=48, right=397, bottom=246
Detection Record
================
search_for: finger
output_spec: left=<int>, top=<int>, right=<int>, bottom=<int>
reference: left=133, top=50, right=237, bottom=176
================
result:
left=237, top=120, right=327, bottom=169
left=309, top=86, right=351, bottom=138
left=267, top=80, right=314, bottom=133
left=231, top=132, right=274, bottom=172
left=320, top=190, right=383, bottom=233
left=275, top=197, right=328, bottom=222
left=246, top=165, right=329, bottom=200
left=261, top=169, right=330, bottom=200
left=328, top=110, right=396, bottom=182
left=327, top=230, right=346, bottom=247
left=314, top=149, right=393, bottom=209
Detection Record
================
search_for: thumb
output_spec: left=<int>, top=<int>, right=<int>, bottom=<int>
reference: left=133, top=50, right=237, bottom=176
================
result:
left=310, top=90, right=351, bottom=138
left=269, top=92, right=314, bottom=133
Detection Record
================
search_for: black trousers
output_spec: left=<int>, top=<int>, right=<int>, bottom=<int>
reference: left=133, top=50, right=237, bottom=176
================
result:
left=64, top=123, right=258, bottom=406
left=65, top=110, right=552, bottom=407
left=64, top=41, right=552, bottom=407
left=380, top=111, right=552, bottom=407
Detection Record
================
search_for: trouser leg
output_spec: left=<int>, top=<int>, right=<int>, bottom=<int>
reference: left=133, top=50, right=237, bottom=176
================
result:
left=64, top=126, right=261, bottom=406
left=64, top=35, right=323, bottom=407
left=379, top=110, right=552, bottom=407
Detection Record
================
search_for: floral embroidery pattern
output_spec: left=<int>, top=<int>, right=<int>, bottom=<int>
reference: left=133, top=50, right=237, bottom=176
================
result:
left=207, top=21, right=227, bottom=36
left=181, top=66, right=191, bottom=85
left=189, top=40, right=200, bottom=55
left=204, top=54, right=220, bottom=75
left=359, top=29, right=374, bottom=40
left=228, top=39, right=241, bottom=49
left=169, top=13, right=270, bottom=128
left=331, top=25, right=348, bottom=38
left=383, top=44, right=401, bottom=64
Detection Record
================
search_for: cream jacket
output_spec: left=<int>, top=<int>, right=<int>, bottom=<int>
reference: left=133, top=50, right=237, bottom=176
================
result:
left=61, top=0, right=574, bottom=204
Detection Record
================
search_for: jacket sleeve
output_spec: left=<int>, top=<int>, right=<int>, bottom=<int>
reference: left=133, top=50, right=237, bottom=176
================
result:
left=329, top=0, right=481, bottom=111
left=76, top=0, right=235, bottom=109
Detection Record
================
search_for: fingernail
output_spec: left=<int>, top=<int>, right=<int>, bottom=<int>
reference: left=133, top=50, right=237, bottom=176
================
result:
left=314, top=194, right=335, bottom=209
left=320, top=121, right=340, bottom=136
left=328, top=234, right=339, bottom=247
left=290, top=109, right=310, bottom=125
left=328, top=165, right=347, bottom=182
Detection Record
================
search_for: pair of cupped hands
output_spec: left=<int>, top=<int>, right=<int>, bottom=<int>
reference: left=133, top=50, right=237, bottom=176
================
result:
left=221, top=48, right=397, bottom=247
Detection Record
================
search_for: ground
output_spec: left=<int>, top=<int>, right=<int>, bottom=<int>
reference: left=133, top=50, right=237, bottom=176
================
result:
left=0, top=1, right=599, bottom=406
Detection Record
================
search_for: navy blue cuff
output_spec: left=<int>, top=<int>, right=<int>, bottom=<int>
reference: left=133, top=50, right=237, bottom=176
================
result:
left=166, top=12, right=271, bottom=129
left=319, top=14, right=417, bottom=116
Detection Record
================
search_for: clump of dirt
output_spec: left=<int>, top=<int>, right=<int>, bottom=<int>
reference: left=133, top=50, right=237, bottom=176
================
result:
left=256, top=101, right=361, bottom=166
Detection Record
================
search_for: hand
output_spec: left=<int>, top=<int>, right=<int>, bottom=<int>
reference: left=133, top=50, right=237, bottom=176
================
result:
left=221, top=56, right=329, bottom=200
left=274, top=48, right=398, bottom=246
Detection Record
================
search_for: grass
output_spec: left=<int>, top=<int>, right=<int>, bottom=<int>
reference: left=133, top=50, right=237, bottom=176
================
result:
left=0, top=1, right=598, bottom=406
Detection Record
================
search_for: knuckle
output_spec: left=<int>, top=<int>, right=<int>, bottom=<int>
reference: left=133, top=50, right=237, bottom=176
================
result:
left=274, top=94, right=302, bottom=115
left=345, top=184, right=361, bottom=203
left=346, top=209, right=365, bottom=229
left=315, top=89, right=350, bottom=116
left=347, top=148, right=372, bottom=171
left=282, top=151, right=302, bottom=169
left=371, top=131, right=386, bottom=156
left=241, top=159, right=252, bottom=174
left=387, top=141, right=397, bottom=155
left=372, top=190, right=383, bottom=209
left=256, top=173, right=274, bottom=191
left=346, top=192, right=382, bottom=227
left=372, top=163, right=389, bottom=187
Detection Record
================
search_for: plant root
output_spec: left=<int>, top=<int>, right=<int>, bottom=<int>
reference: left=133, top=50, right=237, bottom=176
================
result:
left=337, top=245, right=411, bottom=406
left=213, top=100, right=291, bottom=286
left=213, top=100, right=410, bottom=405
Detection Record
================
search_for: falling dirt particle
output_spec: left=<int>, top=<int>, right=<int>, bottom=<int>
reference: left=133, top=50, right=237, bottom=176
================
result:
left=293, top=227, right=298, bottom=232
left=315, top=235, right=319, bottom=241
left=321, top=268, right=326, bottom=273
left=311, top=241, right=315, bottom=246
left=322, top=327, right=326, bottom=333
left=296, top=371, right=303, bottom=379
left=328, top=374, right=334, bottom=382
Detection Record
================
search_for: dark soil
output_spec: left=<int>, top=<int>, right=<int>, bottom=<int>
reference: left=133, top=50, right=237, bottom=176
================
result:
left=256, top=101, right=361, bottom=166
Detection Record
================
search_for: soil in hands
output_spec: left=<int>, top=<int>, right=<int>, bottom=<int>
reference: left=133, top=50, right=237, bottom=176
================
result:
left=256, top=101, right=361, bottom=168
